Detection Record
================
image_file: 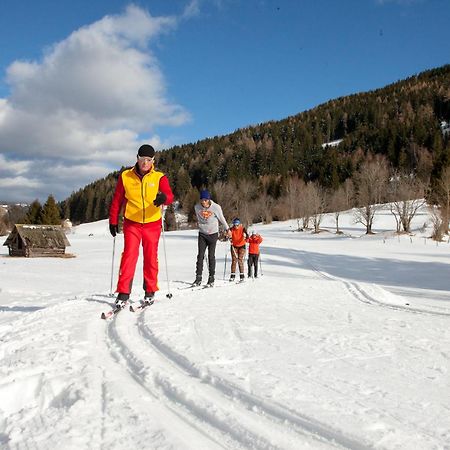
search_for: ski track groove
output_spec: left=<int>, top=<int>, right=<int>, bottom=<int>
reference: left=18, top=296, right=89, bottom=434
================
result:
left=105, top=314, right=261, bottom=450
left=304, top=257, right=450, bottom=318
left=133, top=313, right=373, bottom=450
left=100, top=368, right=107, bottom=450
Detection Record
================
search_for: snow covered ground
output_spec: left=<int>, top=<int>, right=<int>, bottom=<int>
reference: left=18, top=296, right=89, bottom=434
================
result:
left=1, top=205, right=449, bottom=449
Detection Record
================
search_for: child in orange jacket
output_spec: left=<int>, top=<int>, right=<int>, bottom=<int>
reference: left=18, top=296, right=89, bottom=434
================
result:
left=230, top=218, right=248, bottom=281
left=246, top=230, right=263, bottom=278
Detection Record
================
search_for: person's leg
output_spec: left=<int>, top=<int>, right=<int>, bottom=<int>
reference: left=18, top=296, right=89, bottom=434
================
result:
left=206, top=233, right=218, bottom=282
left=195, top=233, right=207, bottom=282
left=254, top=254, right=259, bottom=277
left=247, top=254, right=253, bottom=278
left=230, top=246, right=237, bottom=279
left=116, top=220, right=142, bottom=294
left=237, top=247, right=245, bottom=275
left=142, top=221, right=162, bottom=294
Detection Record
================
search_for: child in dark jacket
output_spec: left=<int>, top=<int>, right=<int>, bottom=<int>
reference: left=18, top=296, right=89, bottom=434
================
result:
left=246, top=230, right=263, bottom=278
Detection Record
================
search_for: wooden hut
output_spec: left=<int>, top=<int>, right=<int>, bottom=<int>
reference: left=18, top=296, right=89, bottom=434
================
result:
left=3, top=224, right=71, bottom=257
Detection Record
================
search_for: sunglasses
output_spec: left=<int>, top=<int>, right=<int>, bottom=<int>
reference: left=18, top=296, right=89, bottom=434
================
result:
left=137, top=156, right=154, bottom=163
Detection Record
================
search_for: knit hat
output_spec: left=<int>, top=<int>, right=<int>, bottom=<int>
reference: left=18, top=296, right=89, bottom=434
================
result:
left=137, top=144, right=155, bottom=158
left=200, top=189, right=211, bottom=200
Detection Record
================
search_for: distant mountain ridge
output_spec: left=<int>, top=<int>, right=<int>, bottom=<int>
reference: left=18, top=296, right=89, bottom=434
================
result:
left=61, top=64, right=450, bottom=224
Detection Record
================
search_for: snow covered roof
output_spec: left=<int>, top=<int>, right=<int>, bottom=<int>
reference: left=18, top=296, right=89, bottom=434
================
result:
left=321, top=139, right=343, bottom=148
left=3, top=224, right=71, bottom=249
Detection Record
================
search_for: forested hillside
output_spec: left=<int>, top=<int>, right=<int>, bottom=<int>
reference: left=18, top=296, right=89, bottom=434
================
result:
left=60, top=65, right=450, bottom=227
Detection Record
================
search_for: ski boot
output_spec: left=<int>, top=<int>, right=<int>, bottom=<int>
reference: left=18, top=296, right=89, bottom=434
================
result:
left=143, top=292, right=155, bottom=306
left=206, top=276, right=214, bottom=288
left=115, top=293, right=130, bottom=308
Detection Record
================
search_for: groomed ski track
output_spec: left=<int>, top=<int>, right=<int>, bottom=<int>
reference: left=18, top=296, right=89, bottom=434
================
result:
left=102, top=290, right=373, bottom=450
left=2, top=213, right=450, bottom=449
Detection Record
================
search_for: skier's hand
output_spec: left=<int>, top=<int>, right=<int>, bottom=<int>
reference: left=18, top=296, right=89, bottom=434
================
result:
left=109, top=224, right=119, bottom=237
left=226, top=229, right=232, bottom=238
left=153, top=192, right=167, bottom=207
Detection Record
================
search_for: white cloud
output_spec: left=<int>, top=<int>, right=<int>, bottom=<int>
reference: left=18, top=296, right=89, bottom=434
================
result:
left=0, top=5, right=191, bottom=203
left=376, top=0, right=424, bottom=5
left=182, top=0, right=201, bottom=19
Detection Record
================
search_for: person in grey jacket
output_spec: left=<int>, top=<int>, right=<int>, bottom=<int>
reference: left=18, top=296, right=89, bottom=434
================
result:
left=193, top=189, right=231, bottom=286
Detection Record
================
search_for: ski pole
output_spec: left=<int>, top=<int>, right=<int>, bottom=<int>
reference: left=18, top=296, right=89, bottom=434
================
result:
left=160, top=207, right=173, bottom=299
left=259, top=253, right=263, bottom=276
left=109, top=236, right=116, bottom=296
left=223, top=250, right=227, bottom=281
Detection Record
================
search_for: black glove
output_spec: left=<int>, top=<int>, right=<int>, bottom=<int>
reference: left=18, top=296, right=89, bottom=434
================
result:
left=109, top=224, right=119, bottom=237
left=153, top=192, right=167, bottom=207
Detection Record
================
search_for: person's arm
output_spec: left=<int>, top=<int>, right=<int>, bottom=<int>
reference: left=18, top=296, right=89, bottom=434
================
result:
left=109, top=175, right=125, bottom=225
left=215, top=204, right=229, bottom=230
left=157, top=175, right=174, bottom=205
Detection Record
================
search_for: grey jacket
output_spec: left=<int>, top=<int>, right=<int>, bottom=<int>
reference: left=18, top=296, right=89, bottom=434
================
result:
left=194, top=200, right=229, bottom=235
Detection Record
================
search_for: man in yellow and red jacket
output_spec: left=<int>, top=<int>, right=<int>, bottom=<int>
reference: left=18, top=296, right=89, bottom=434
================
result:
left=109, top=144, right=174, bottom=305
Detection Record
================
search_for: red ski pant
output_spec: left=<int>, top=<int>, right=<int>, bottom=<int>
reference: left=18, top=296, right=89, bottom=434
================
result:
left=116, top=218, right=161, bottom=294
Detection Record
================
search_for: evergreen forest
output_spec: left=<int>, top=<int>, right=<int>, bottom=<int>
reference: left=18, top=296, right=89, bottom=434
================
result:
left=59, top=65, right=450, bottom=230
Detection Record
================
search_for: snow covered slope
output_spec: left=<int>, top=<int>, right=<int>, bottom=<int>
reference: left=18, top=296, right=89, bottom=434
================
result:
left=1, top=205, right=449, bottom=449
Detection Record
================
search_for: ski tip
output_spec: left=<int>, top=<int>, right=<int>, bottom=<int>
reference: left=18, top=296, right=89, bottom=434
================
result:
left=129, top=305, right=135, bottom=312
left=101, top=312, right=106, bottom=319
left=166, top=293, right=173, bottom=299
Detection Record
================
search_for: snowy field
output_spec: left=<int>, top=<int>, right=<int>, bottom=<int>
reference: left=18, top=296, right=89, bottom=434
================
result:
left=1, top=205, right=450, bottom=449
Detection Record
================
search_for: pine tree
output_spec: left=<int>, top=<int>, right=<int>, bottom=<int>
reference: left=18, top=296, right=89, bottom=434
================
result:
left=24, top=200, right=43, bottom=224
left=40, top=195, right=61, bottom=225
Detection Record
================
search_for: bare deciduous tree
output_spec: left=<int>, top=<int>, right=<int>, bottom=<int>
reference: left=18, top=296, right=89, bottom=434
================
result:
left=213, top=180, right=258, bottom=227
left=285, top=176, right=305, bottom=230
left=388, top=172, right=426, bottom=233
left=212, top=181, right=237, bottom=221
left=354, top=155, right=389, bottom=234
left=254, top=193, right=275, bottom=224
left=329, top=184, right=351, bottom=234
left=429, top=205, right=445, bottom=241
left=308, top=182, right=327, bottom=233
left=343, top=178, right=355, bottom=209
left=298, top=182, right=313, bottom=230
left=235, top=179, right=258, bottom=226
left=435, top=166, right=450, bottom=234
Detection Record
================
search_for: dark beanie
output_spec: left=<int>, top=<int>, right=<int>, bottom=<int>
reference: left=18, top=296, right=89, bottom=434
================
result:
left=138, top=144, right=155, bottom=158
left=200, top=189, right=211, bottom=200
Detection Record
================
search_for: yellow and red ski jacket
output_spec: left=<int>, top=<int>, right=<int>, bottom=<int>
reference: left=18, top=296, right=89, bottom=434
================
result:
left=109, top=165, right=173, bottom=224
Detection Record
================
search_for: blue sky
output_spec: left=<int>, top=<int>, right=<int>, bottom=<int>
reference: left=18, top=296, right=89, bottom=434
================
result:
left=0, top=0, right=449, bottom=203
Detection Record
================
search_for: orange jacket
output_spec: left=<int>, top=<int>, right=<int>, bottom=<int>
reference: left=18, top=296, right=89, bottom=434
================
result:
left=247, top=234, right=263, bottom=254
left=230, top=225, right=248, bottom=247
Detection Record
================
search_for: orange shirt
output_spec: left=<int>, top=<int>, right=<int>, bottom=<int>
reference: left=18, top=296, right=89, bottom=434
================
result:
left=231, top=225, right=247, bottom=247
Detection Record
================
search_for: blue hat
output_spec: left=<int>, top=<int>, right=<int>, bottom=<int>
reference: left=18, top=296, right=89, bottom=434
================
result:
left=232, top=218, right=240, bottom=226
left=200, top=189, right=211, bottom=200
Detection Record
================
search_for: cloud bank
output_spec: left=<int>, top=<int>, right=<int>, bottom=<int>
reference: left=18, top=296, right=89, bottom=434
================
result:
left=0, top=5, right=190, bottom=203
